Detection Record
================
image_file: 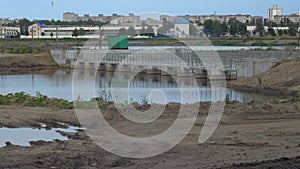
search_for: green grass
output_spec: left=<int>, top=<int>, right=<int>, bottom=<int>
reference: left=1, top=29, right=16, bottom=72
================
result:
left=0, top=92, right=74, bottom=109
left=270, top=97, right=279, bottom=104
left=257, top=76, right=263, bottom=89
left=292, top=92, right=300, bottom=103
left=0, top=47, right=33, bottom=54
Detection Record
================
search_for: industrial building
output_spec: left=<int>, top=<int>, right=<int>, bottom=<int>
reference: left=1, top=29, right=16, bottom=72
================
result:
left=27, top=22, right=160, bottom=38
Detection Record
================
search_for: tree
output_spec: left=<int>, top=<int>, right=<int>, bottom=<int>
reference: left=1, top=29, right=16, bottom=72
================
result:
left=78, top=28, right=85, bottom=37
left=258, top=29, right=265, bottom=37
left=288, top=24, right=298, bottom=36
left=24, top=30, right=29, bottom=37
left=127, top=26, right=136, bottom=37
left=255, top=18, right=264, bottom=36
left=265, top=21, right=278, bottom=27
left=118, top=28, right=127, bottom=35
left=237, top=23, right=247, bottom=37
left=140, top=22, right=147, bottom=34
left=267, top=27, right=276, bottom=36
left=15, top=30, right=20, bottom=38
left=220, top=22, right=228, bottom=36
left=203, top=19, right=214, bottom=30
left=146, top=26, right=154, bottom=34
left=203, top=19, right=223, bottom=36
left=228, top=18, right=238, bottom=36
left=277, top=29, right=283, bottom=36
left=72, top=28, right=79, bottom=37
left=229, top=25, right=237, bottom=36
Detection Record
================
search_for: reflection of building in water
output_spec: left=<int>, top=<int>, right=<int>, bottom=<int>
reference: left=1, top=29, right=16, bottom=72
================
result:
left=0, top=69, right=258, bottom=103
left=53, top=55, right=279, bottom=102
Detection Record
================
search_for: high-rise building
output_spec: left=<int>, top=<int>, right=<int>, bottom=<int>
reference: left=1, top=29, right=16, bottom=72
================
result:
left=268, top=4, right=283, bottom=21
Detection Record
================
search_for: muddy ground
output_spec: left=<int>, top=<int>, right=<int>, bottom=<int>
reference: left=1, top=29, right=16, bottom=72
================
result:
left=1, top=99, right=300, bottom=169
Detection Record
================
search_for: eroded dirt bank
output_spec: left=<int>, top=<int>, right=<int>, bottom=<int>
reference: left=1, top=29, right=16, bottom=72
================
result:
left=1, top=100, right=300, bottom=169
left=229, top=58, right=300, bottom=96
left=0, top=52, right=58, bottom=70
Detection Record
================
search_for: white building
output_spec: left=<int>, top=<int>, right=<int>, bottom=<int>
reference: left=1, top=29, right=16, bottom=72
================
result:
left=268, top=4, right=283, bottom=21
left=272, top=27, right=289, bottom=33
left=246, top=26, right=268, bottom=35
left=0, top=26, right=20, bottom=38
left=177, top=14, right=255, bottom=24
left=27, top=22, right=159, bottom=38
left=174, top=18, right=190, bottom=37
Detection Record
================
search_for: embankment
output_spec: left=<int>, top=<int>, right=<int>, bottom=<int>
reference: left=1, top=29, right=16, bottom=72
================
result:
left=0, top=52, right=58, bottom=70
left=229, top=58, right=300, bottom=96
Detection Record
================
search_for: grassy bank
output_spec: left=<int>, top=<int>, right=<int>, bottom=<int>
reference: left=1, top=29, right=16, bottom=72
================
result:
left=0, top=91, right=115, bottom=110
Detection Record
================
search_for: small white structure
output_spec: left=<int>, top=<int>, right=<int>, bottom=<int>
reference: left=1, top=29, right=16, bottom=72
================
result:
left=174, top=18, right=190, bottom=37
left=272, top=27, right=289, bottom=33
left=246, top=26, right=268, bottom=35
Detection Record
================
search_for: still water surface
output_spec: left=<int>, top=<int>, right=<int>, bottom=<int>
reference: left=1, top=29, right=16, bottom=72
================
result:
left=0, top=125, right=82, bottom=147
left=0, top=69, right=265, bottom=103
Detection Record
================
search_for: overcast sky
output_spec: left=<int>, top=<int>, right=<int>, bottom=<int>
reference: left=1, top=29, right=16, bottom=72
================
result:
left=1, top=0, right=298, bottom=20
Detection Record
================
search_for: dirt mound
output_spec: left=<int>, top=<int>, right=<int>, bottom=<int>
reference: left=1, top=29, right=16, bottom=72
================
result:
left=229, top=58, right=300, bottom=96
left=0, top=52, right=58, bottom=70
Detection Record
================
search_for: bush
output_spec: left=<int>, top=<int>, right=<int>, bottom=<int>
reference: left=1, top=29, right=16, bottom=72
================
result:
left=225, top=94, right=230, bottom=104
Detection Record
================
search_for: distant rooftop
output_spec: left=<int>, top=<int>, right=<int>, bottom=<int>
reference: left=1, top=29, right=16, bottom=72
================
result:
left=175, top=18, right=190, bottom=24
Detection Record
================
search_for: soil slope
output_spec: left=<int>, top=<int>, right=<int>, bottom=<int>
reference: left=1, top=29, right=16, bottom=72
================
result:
left=229, top=58, right=300, bottom=96
left=0, top=52, right=58, bottom=70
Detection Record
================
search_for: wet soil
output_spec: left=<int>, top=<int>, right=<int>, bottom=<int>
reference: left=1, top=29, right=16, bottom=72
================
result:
left=1, top=100, right=300, bottom=168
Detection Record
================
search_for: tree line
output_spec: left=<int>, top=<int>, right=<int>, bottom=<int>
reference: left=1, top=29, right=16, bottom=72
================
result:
left=200, top=18, right=299, bottom=37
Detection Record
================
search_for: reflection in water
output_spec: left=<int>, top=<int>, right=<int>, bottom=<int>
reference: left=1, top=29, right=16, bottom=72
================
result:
left=0, top=69, right=247, bottom=103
